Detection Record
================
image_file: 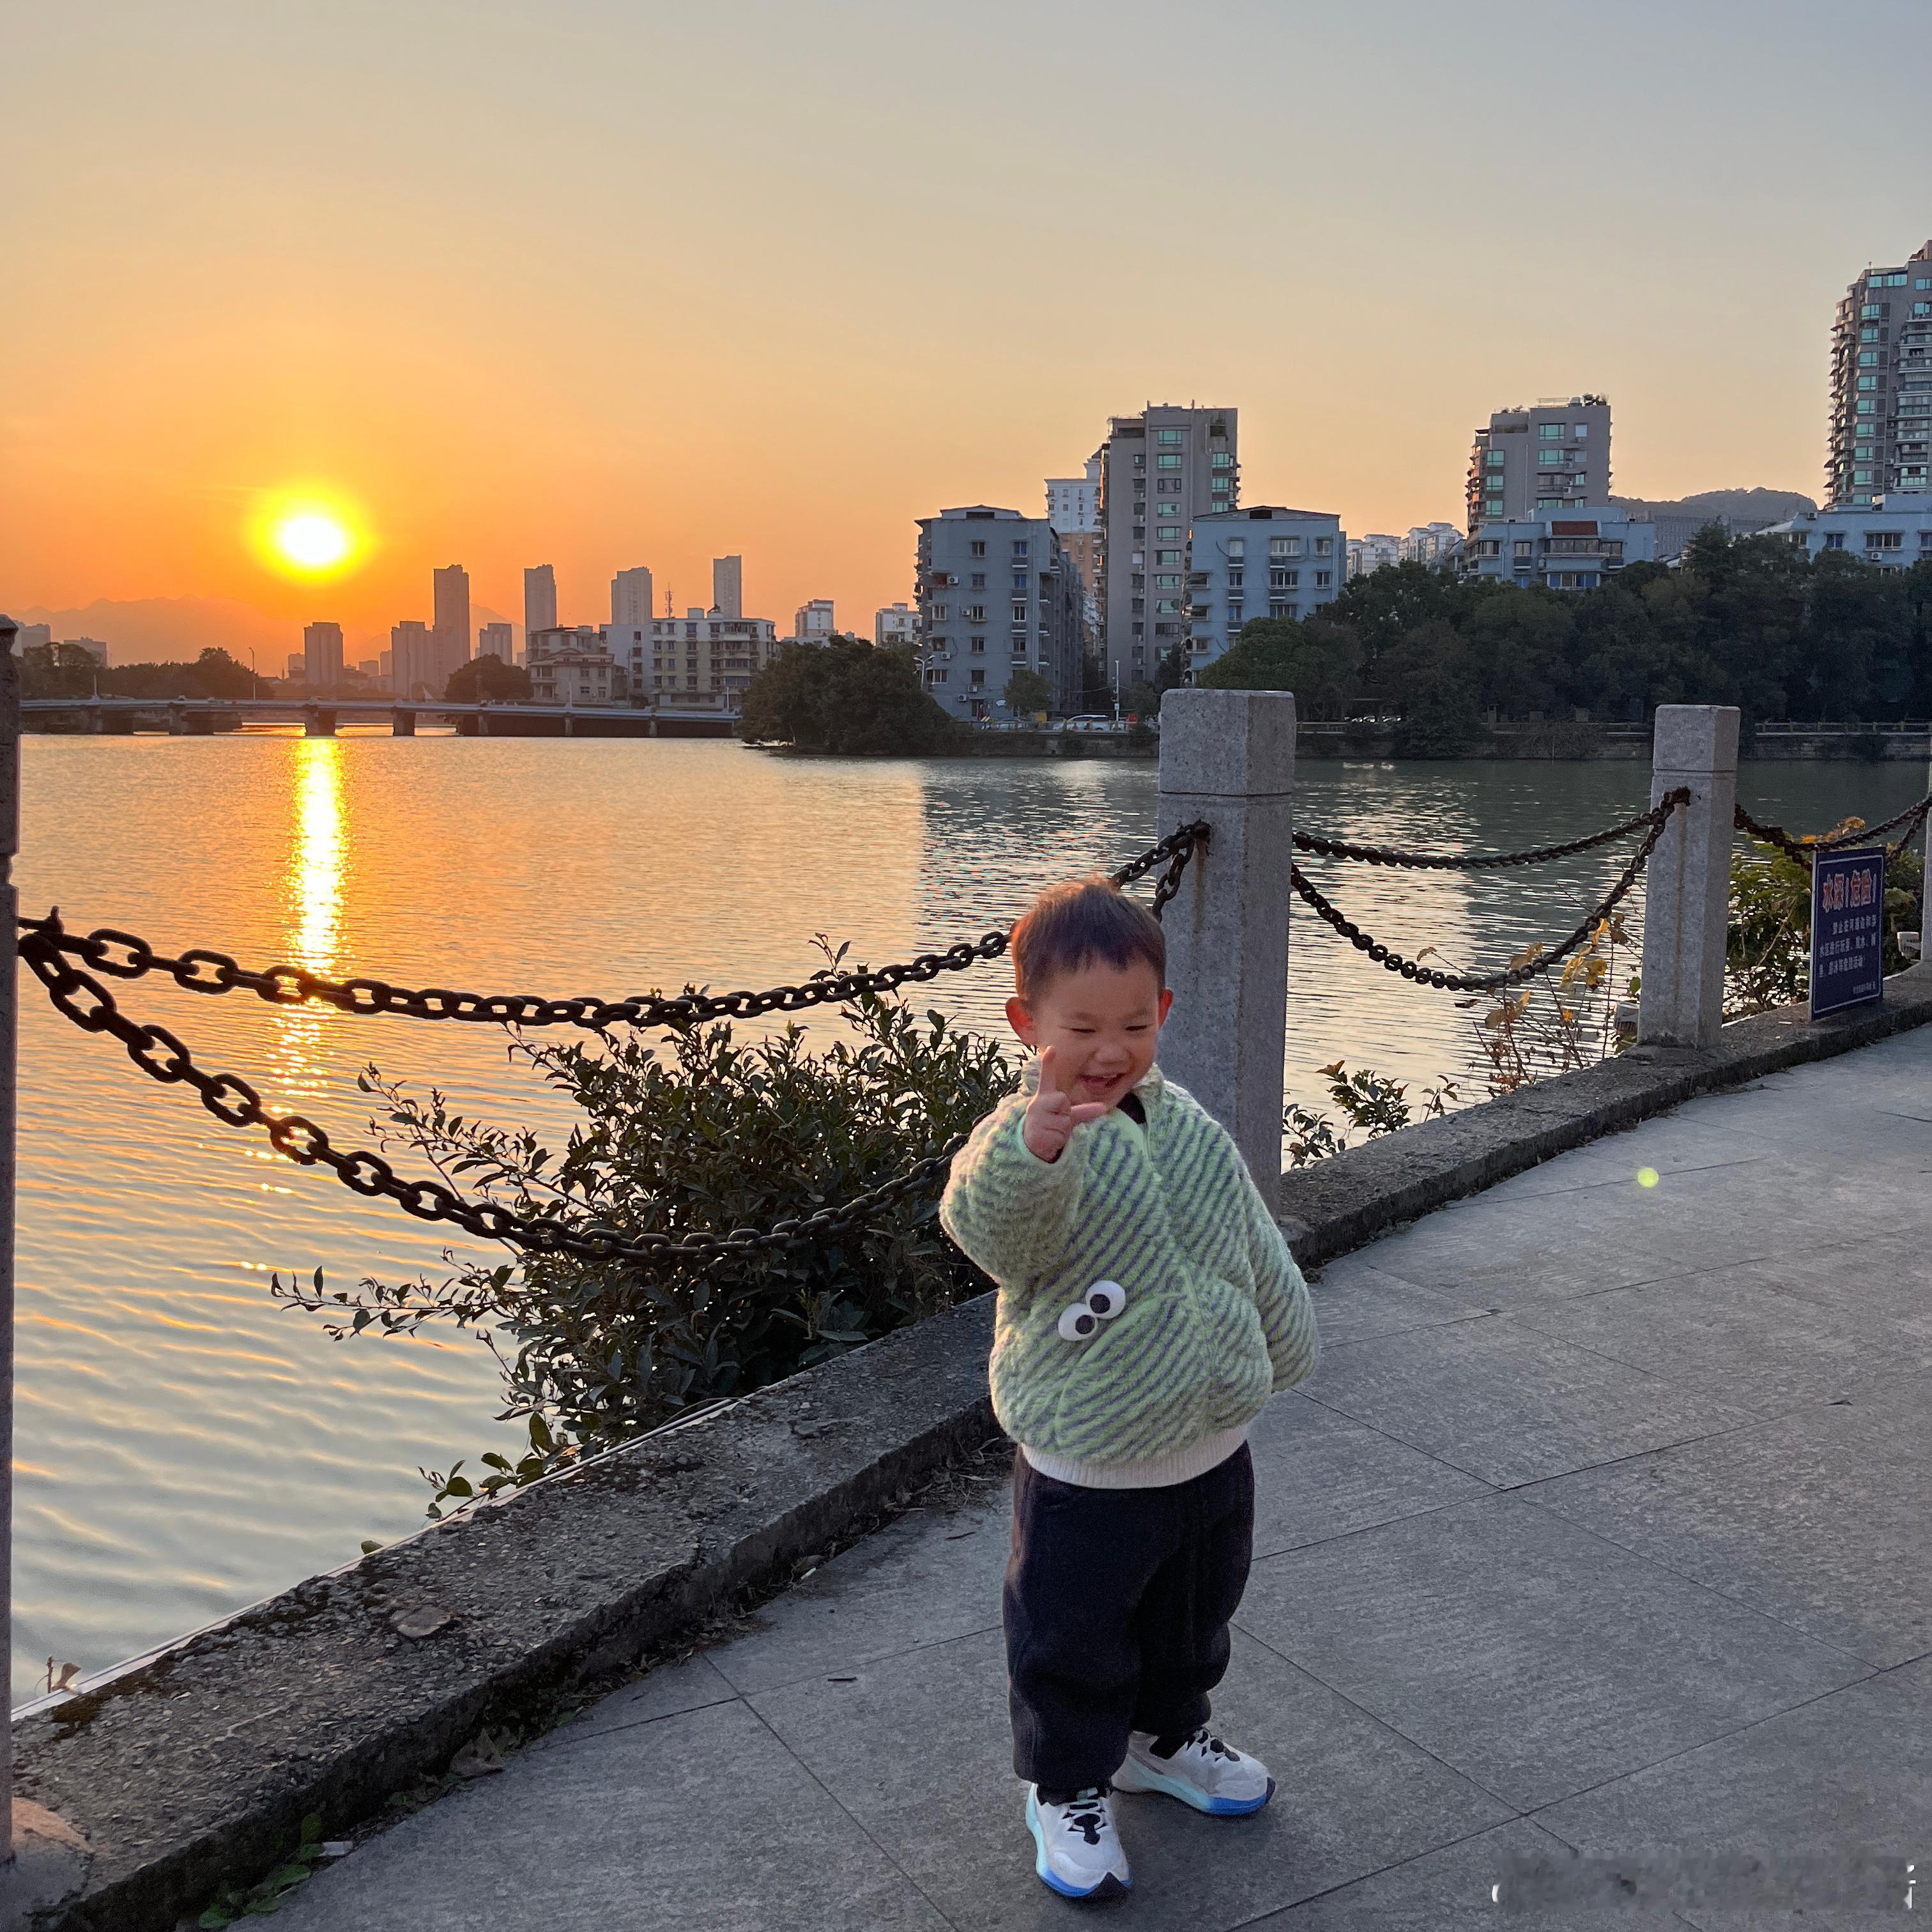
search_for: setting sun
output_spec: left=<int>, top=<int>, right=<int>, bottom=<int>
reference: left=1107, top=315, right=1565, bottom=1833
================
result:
left=275, top=513, right=351, bottom=571
left=249, top=490, right=369, bottom=584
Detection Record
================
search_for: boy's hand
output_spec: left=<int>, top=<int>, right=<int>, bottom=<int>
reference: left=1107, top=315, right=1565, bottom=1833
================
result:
left=1022, top=1045, right=1108, bottom=1163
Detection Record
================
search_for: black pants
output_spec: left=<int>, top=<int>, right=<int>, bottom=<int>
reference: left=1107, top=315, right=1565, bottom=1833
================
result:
left=1004, top=1442, right=1254, bottom=1795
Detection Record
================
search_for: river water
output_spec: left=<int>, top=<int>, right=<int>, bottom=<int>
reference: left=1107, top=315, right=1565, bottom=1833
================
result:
left=14, top=733, right=1923, bottom=1704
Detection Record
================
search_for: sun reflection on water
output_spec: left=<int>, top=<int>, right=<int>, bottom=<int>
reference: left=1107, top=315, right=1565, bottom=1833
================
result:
left=270, top=740, right=346, bottom=1096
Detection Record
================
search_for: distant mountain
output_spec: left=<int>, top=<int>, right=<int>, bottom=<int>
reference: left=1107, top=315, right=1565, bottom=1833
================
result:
left=1612, top=487, right=1816, bottom=524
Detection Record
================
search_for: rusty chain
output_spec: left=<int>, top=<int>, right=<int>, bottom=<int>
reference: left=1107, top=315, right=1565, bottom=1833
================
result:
left=15, top=822, right=1210, bottom=1036
left=1289, top=788, right=1687, bottom=994
left=1736, top=794, right=1932, bottom=870
left=1291, top=804, right=1667, bottom=871
left=14, top=825, right=1208, bottom=1269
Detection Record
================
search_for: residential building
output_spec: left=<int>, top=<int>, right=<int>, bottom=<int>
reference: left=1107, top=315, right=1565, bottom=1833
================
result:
left=1827, top=241, right=1932, bottom=507
left=14, top=623, right=52, bottom=654
left=793, top=599, right=836, bottom=643
left=524, top=565, right=558, bottom=641
left=356, top=659, right=381, bottom=682
left=528, top=634, right=620, bottom=706
left=1466, top=397, right=1611, bottom=531
left=1045, top=457, right=1101, bottom=535
left=477, top=620, right=515, bottom=664
left=303, top=621, right=344, bottom=689
left=389, top=620, right=434, bottom=698
left=1188, top=507, right=1345, bottom=672
left=1456, top=506, right=1655, bottom=591
left=1096, top=404, right=1238, bottom=695
left=611, top=609, right=779, bottom=709
left=63, top=636, right=109, bottom=666
left=432, top=565, right=470, bottom=693
left=1761, top=496, right=1932, bottom=568
left=712, top=556, right=743, bottom=619
left=1400, top=523, right=1465, bottom=567
left=1058, top=530, right=1101, bottom=638
left=285, top=652, right=305, bottom=682
left=612, top=567, right=655, bottom=628
left=915, top=505, right=1087, bottom=722
left=1346, top=533, right=1399, bottom=578
left=875, top=602, right=919, bottom=648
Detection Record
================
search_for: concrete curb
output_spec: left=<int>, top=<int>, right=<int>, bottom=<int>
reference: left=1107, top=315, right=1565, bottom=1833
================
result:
left=14, top=968, right=1932, bottom=1930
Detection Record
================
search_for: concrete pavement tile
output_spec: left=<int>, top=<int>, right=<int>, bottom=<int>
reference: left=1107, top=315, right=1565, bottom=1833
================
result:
left=1246, top=1389, right=1494, bottom=1561
left=1302, top=1253, right=1493, bottom=1346
left=704, top=1493, right=1011, bottom=1696
left=749, top=1625, right=1512, bottom=1930
left=1536, top=1654, right=1932, bottom=1930
left=1503, top=1262, right=1932, bottom=1418
left=276, top=1696, right=950, bottom=1932
left=1235, top=1493, right=1869, bottom=1812
left=535, top=1649, right=739, bottom=1748
left=1523, top=1382, right=1932, bottom=1667
left=1243, top=1816, right=1698, bottom=1928
left=1302, top=1312, right=1763, bottom=1488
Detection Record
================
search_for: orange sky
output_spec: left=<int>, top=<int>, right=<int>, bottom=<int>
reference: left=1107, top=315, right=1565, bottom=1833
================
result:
left=6, top=1, right=1931, bottom=659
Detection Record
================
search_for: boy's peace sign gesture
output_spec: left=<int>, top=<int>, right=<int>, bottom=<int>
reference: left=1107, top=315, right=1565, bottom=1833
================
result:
left=1022, top=1044, right=1110, bottom=1163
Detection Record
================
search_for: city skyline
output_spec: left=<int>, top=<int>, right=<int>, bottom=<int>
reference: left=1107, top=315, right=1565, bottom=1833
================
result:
left=6, top=3, right=1931, bottom=659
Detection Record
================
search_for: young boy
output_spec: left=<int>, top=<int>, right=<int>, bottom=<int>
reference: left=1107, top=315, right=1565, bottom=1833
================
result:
left=940, top=875, right=1319, bottom=1903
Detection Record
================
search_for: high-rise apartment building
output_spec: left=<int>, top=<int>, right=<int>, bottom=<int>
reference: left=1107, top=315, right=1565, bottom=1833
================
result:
left=15, top=623, right=52, bottom=654
left=712, top=556, right=743, bottom=618
left=432, top=565, right=470, bottom=692
left=916, top=505, right=1087, bottom=721
left=1096, top=404, right=1238, bottom=696
left=1400, top=523, right=1465, bottom=567
left=1345, top=534, right=1399, bottom=579
left=525, top=565, right=558, bottom=641
left=612, top=567, right=654, bottom=627
left=390, top=620, right=434, bottom=698
left=477, top=620, right=515, bottom=664
left=1466, top=398, right=1611, bottom=530
left=303, top=621, right=344, bottom=689
left=1189, top=508, right=1344, bottom=673
left=1827, top=241, right=1932, bottom=507
left=875, top=602, right=919, bottom=648
left=793, top=599, right=836, bottom=642
left=611, top=610, right=779, bottom=710
left=1045, top=457, right=1101, bottom=535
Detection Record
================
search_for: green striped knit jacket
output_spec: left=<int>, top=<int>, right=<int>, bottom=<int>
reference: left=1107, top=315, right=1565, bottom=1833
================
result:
left=939, top=1061, right=1319, bottom=1469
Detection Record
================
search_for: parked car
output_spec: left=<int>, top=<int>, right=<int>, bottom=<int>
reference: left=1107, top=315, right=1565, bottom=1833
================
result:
left=1061, top=714, right=1118, bottom=733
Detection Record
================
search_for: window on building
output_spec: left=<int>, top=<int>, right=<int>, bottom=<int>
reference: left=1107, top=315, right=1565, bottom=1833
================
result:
left=1012, top=539, right=1029, bottom=556
left=1156, top=523, right=1183, bottom=539
left=1918, top=279, right=1932, bottom=291
left=1314, top=537, right=1333, bottom=555
left=1211, top=452, right=1233, bottom=470
left=1485, top=452, right=1506, bottom=469
left=1154, top=574, right=1181, bottom=589
left=1824, top=533, right=1847, bottom=549
left=1011, top=602, right=1028, bottom=621
left=1857, top=400, right=1878, bottom=415
left=1226, top=602, right=1243, bottom=624
left=1859, top=376, right=1879, bottom=390
left=1539, top=449, right=1565, bottom=466
left=970, top=572, right=986, bottom=588
left=1268, top=601, right=1298, bottom=620
left=1226, top=569, right=1244, bottom=587
left=1871, top=272, right=1907, bottom=288
left=1861, top=326, right=1880, bottom=343
left=1012, top=572, right=1029, bottom=590
left=1156, top=549, right=1181, bottom=565
left=969, top=540, right=985, bottom=557
left=1853, top=469, right=1875, bottom=485
left=1153, top=454, right=1181, bottom=470
left=1225, top=538, right=1245, bottom=560
left=1574, top=424, right=1590, bottom=438
left=1862, top=303, right=1882, bottom=318
left=1011, top=634, right=1029, bottom=654
left=1915, top=303, right=1932, bottom=318
left=1866, top=531, right=1904, bottom=549
left=1156, top=428, right=1183, bottom=445
left=1314, top=571, right=1332, bottom=588
left=1485, top=496, right=1504, bottom=514
left=1514, top=539, right=1534, bottom=558
left=1269, top=569, right=1298, bottom=588
left=970, top=669, right=985, bottom=689
left=1860, top=351, right=1880, bottom=366
left=1269, top=536, right=1300, bottom=557
left=969, top=635, right=985, bottom=653
left=1132, top=454, right=1146, bottom=471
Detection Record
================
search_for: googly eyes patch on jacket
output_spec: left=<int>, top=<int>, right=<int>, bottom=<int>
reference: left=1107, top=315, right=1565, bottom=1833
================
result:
left=1057, top=1280, right=1128, bottom=1342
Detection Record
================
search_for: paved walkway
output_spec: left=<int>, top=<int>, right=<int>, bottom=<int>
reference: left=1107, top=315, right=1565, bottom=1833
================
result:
left=282, top=1031, right=1932, bottom=1930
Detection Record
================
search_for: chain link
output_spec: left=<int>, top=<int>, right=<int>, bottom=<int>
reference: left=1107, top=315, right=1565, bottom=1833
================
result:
left=15, top=824, right=1210, bottom=1035
left=14, top=826, right=1209, bottom=1269
left=1289, top=788, right=1687, bottom=993
left=1291, top=804, right=1667, bottom=871
left=1736, top=793, right=1932, bottom=869
left=17, top=919, right=970, bottom=1270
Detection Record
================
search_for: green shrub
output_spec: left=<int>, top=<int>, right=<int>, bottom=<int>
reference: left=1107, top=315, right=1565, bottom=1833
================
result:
left=278, top=944, right=1016, bottom=1508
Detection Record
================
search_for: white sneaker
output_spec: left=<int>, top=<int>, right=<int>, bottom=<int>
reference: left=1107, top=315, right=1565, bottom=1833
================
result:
left=1112, top=1726, right=1275, bottom=1817
left=1024, top=1784, right=1132, bottom=1900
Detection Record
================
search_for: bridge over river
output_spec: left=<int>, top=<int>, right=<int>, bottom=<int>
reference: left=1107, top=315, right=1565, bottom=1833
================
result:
left=21, top=694, right=740, bottom=737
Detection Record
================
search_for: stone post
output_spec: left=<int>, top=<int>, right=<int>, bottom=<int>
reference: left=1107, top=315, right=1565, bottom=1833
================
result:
left=0, top=618, right=17, bottom=1858
left=1637, top=705, right=1739, bottom=1048
left=1156, top=688, right=1296, bottom=1212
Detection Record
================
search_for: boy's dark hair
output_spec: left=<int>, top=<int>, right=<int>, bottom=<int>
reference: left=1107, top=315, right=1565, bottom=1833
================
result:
left=1011, top=876, right=1166, bottom=1000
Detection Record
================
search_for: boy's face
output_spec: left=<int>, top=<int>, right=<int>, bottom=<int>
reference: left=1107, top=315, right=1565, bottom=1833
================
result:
left=1006, top=956, right=1172, bottom=1113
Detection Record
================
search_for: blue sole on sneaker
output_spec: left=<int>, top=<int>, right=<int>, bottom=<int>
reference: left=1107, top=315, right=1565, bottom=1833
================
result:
left=1116, top=1765, right=1276, bottom=1816
left=1027, top=1792, right=1131, bottom=1901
